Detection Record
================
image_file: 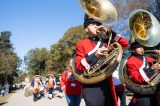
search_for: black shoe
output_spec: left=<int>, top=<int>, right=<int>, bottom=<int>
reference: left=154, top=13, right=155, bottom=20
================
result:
left=48, top=97, right=52, bottom=99
left=33, top=98, right=37, bottom=102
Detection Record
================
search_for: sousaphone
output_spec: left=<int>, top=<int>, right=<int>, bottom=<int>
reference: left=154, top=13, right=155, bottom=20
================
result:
left=119, top=9, right=160, bottom=95
left=71, top=0, right=123, bottom=84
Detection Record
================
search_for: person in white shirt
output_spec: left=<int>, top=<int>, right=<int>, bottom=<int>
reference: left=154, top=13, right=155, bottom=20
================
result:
left=112, top=68, right=126, bottom=106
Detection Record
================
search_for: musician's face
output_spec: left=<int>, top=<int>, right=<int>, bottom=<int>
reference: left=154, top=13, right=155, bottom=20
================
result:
left=85, top=23, right=99, bottom=37
left=49, top=76, right=53, bottom=79
left=134, top=46, right=144, bottom=55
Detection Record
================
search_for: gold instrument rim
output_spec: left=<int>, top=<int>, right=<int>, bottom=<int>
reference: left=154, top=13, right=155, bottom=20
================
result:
left=78, top=0, right=118, bottom=24
left=129, top=9, right=160, bottom=47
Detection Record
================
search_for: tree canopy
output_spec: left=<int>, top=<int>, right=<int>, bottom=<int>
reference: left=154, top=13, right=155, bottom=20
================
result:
left=0, top=31, right=21, bottom=85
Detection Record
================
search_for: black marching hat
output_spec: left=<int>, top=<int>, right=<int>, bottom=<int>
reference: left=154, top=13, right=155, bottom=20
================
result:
left=83, top=14, right=102, bottom=28
left=130, top=41, right=142, bottom=49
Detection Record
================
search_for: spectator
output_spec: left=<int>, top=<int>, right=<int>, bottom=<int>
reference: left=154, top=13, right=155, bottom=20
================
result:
left=60, top=58, right=82, bottom=106
left=4, top=81, right=10, bottom=95
left=112, top=69, right=126, bottom=106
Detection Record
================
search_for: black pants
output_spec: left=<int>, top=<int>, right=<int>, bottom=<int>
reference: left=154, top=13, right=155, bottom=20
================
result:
left=82, top=79, right=114, bottom=106
left=155, top=83, right=160, bottom=106
left=135, top=94, right=156, bottom=106
left=33, top=93, right=38, bottom=101
left=155, top=92, right=160, bottom=106
left=48, top=88, right=53, bottom=94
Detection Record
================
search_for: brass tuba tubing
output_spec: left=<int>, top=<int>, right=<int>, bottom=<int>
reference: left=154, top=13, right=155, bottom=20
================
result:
left=144, top=50, right=160, bottom=63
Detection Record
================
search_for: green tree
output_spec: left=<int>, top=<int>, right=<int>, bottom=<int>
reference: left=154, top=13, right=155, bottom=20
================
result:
left=48, top=25, right=87, bottom=74
left=24, top=48, right=49, bottom=76
left=0, top=31, right=21, bottom=85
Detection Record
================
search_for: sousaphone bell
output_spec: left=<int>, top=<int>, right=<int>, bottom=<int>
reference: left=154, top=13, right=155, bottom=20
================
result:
left=78, top=0, right=118, bottom=24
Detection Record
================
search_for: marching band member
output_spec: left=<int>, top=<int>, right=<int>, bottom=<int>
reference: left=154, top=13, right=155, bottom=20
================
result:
left=126, top=41, right=160, bottom=106
left=46, top=74, right=55, bottom=99
left=75, top=17, right=129, bottom=106
left=31, top=75, right=41, bottom=102
left=56, top=74, right=63, bottom=98
left=39, top=77, right=45, bottom=98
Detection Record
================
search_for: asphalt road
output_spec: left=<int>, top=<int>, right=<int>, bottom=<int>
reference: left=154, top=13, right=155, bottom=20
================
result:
left=1, top=89, right=85, bottom=106
left=1, top=89, right=132, bottom=106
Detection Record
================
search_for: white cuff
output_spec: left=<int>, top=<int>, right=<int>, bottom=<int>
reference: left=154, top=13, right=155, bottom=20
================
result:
left=61, top=85, right=65, bottom=91
left=114, top=34, right=122, bottom=42
left=81, top=58, right=90, bottom=69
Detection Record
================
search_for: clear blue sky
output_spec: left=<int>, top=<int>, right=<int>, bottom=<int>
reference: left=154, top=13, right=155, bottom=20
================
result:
left=0, top=0, right=84, bottom=59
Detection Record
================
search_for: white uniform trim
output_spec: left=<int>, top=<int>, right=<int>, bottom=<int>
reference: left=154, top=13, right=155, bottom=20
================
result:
left=88, top=40, right=101, bottom=55
left=81, top=58, right=90, bottom=69
left=80, top=40, right=102, bottom=69
left=114, top=34, right=122, bottom=42
left=138, top=57, right=150, bottom=82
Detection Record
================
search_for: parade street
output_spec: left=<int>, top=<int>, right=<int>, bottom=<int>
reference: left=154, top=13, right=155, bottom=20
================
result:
left=1, top=89, right=85, bottom=106
left=1, top=89, right=132, bottom=106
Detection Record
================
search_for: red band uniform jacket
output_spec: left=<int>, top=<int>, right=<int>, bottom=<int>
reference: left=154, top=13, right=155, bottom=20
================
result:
left=126, top=55, right=155, bottom=83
